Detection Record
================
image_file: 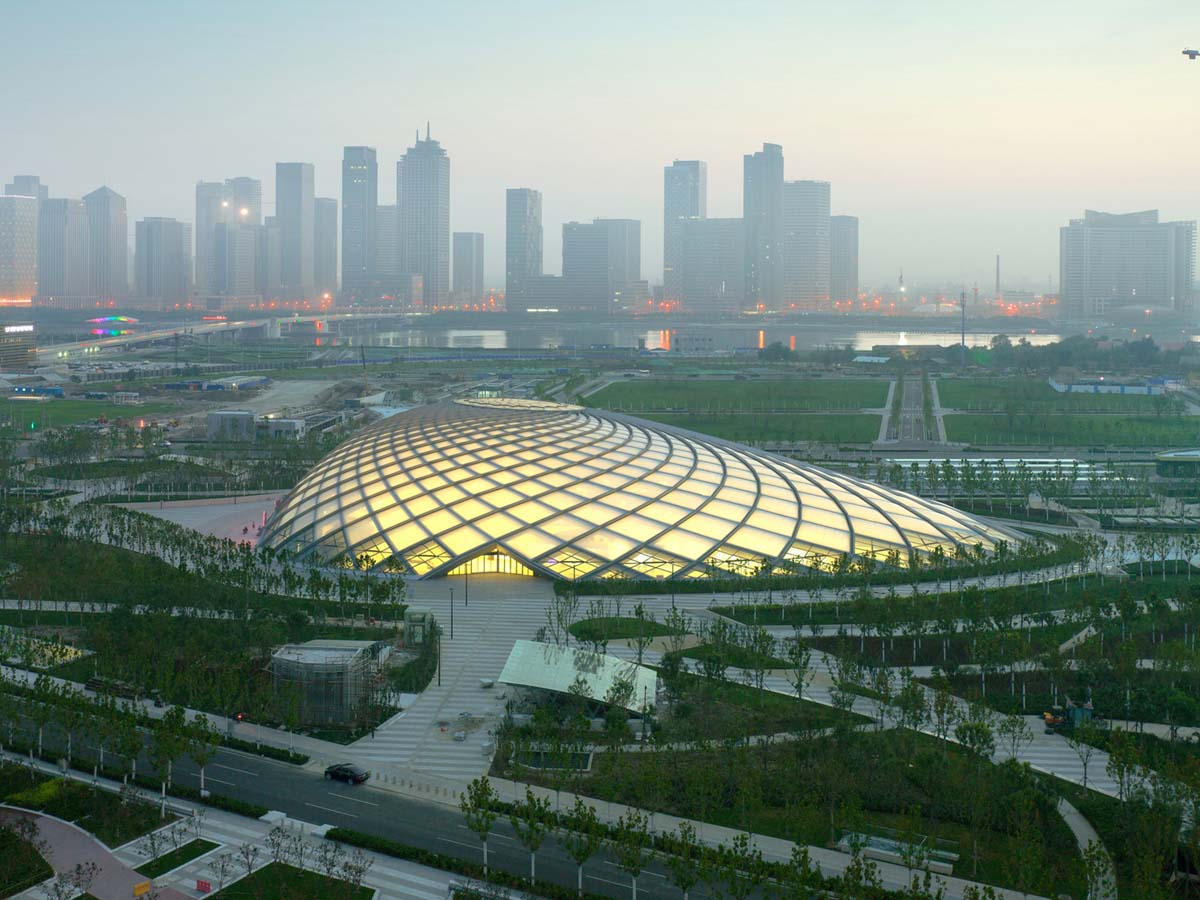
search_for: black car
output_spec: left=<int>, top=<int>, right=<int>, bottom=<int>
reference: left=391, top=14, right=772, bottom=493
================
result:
left=324, top=763, right=370, bottom=784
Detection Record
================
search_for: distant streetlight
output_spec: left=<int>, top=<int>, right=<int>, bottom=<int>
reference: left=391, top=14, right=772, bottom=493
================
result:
left=449, top=587, right=455, bottom=640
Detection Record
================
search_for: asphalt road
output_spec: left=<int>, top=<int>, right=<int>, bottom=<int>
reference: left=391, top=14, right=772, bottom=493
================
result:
left=13, top=720, right=703, bottom=900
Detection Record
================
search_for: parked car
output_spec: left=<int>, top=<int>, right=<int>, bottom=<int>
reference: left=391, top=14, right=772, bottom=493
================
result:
left=324, top=763, right=370, bottom=784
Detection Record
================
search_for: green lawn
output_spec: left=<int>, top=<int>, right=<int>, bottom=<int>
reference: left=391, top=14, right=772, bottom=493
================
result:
left=136, top=839, right=219, bottom=878
left=944, top=413, right=1200, bottom=447
left=587, top=378, right=888, bottom=410
left=675, top=643, right=789, bottom=671
left=0, top=828, right=52, bottom=900
left=638, top=412, right=881, bottom=444
left=214, top=862, right=373, bottom=898
left=4, top=773, right=168, bottom=848
left=936, top=377, right=1165, bottom=412
left=0, top=399, right=183, bottom=430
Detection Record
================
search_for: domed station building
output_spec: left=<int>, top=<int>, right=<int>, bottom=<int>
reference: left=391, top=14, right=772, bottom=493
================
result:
left=260, top=399, right=1017, bottom=581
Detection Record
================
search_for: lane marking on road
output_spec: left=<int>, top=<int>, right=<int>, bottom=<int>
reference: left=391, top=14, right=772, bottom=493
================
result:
left=456, top=825, right=516, bottom=845
left=327, top=792, right=379, bottom=807
left=212, top=763, right=257, bottom=776
left=604, top=861, right=664, bottom=879
left=435, top=835, right=477, bottom=850
left=304, top=802, right=358, bottom=818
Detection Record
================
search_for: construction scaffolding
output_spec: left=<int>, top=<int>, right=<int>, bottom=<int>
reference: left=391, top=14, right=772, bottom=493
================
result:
left=269, top=639, right=391, bottom=727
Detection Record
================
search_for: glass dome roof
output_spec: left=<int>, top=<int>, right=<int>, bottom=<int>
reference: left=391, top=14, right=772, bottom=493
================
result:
left=260, top=399, right=1017, bottom=580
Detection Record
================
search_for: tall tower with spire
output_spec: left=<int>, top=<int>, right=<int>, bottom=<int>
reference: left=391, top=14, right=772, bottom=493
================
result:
left=397, top=126, right=450, bottom=305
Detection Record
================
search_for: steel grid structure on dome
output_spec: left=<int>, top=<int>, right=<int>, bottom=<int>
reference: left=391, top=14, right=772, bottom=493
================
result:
left=260, top=398, right=1020, bottom=581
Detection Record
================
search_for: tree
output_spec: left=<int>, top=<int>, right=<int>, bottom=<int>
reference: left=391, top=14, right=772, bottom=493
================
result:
left=149, top=705, right=189, bottom=816
left=1066, top=721, right=1099, bottom=791
left=561, top=797, right=604, bottom=897
left=460, top=776, right=499, bottom=874
left=187, top=713, right=220, bottom=795
left=955, top=717, right=996, bottom=876
left=510, top=786, right=553, bottom=881
left=237, top=842, right=260, bottom=880
left=996, top=712, right=1034, bottom=762
left=611, top=809, right=651, bottom=900
left=663, top=822, right=701, bottom=900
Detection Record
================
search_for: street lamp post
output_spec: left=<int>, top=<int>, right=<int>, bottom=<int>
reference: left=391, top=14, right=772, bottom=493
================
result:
left=464, top=566, right=469, bottom=608
left=449, top=587, right=455, bottom=640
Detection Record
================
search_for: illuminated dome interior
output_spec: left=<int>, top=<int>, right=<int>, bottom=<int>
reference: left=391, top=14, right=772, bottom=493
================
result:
left=261, top=398, right=1017, bottom=580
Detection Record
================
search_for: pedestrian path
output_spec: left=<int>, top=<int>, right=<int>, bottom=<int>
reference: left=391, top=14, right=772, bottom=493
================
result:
left=2, top=805, right=190, bottom=900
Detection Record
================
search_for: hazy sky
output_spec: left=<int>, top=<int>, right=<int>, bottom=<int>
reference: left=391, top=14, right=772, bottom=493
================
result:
left=6, top=1, right=1200, bottom=291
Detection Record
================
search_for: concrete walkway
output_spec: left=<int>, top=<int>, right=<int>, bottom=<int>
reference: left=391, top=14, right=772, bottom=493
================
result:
left=1056, top=797, right=1117, bottom=900
left=0, top=805, right=190, bottom=900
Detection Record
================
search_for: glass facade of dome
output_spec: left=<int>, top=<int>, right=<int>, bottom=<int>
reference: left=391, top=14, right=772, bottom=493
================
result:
left=260, top=399, right=1017, bottom=580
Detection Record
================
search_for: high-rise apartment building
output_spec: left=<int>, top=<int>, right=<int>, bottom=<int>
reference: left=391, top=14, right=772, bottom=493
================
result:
left=782, top=180, right=831, bottom=310
left=453, top=232, right=484, bottom=302
left=341, top=147, right=377, bottom=300
left=276, top=162, right=315, bottom=301
left=374, top=205, right=399, bottom=300
left=314, top=197, right=338, bottom=302
left=83, top=187, right=127, bottom=301
left=744, top=143, right=785, bottom=310
left=37, top=198, right=91, bottom=300
left=4, top=176, right=48, bottom=206
left=0, top=196, right=39, bottom=305
left=562, top=219, right=642, bottom=314
left=398, top=128, right=450, bottom=305
left=679, top=218, right=744, bottom=315
left=1060, top=210, right=1196, bottom=318
left=830, top=215, right=859, bottom=302
left=505, top=188, right=542, bottom=309
left=663, top=160, right=706, bottom=300
left=135, top=217, right=192, bottom=306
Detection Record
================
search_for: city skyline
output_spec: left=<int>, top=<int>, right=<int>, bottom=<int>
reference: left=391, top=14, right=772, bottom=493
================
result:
left=6, top=1, right=1198, bottom=290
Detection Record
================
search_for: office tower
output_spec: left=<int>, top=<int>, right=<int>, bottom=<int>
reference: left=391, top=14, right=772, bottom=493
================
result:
left=398, top=127, right=450, bottom=305
left=134, top=217, right=191, bottom=306
left=4, top=176, right=48, bottom=205
left=256, top=217, right=282, bottom=300
left=314, top=197, right=338, bottom=302
left=505, top=188, right=542, bottom=308
left=212, top=222, right=258, bottom=297
left=830, top=215, right=859, bottom=302
left=374, top=205, right=399, bottom=299
left=782, top=179, right=831, bottom=310
left=341, top=146, right=377, bottom=299
left=744, top=142, right=785, bottom=309
left=225, top=177, right=262, bottom=225
left=562, top=218, right=641, bottom=314
left=37, top=199, right=90, bottom=300
left=663, top=160, right=706, bottom=300
left=83, top=186, right=128, bottom=301
left=276, top=162, right=315, bottom=301
left=0, top=196, right=39, bottom=305
left=1060, top=210, right=1196, bottom=318
left=678, top=218, right=745, bottom=315
left=195, top=181, right=232, bottom=296
left=453, top=232, right=484, bottom=301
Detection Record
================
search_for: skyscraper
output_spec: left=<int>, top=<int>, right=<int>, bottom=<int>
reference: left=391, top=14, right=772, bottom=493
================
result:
left=256, top=217, right=282, bottom=300
left=83, top=187, right=127, bottom=301
left=134, top=217, right=191, bottom=307
left=562, top=219, right=642, bottom=314
left=37, top=198, right=90, bottom=300
left=1060, top=210, right=1196, bottom=318
left=830, top=215, right=859, bottom=303
left=225, top=177, right=262, bottom=225
left=374, top=205, right=399, bottom=299
left=341, top=146, right=377, bottom=300
left=212, top=222, right=258, bottom=297
left=743, top=143, right=785, bottom=310
left=663, top=160, right=706, bottom=300
left=782, top=180, right=831, bottom=310
left=195, top=182, right=231, bottom=296
left=314, top=197, right=338, bottom=302
left=0, top=196, right=39, bottom=305
left=679, top=218, right=744, bottom=315
left=4, top=176, right=48, bottom=205
left=505, top=188, right=542, bottom=308
left=453, top=232, right=484, bottom=302
left=398, top=127, right=450, bottom=305
left=276, top=162, right=315, bottom=301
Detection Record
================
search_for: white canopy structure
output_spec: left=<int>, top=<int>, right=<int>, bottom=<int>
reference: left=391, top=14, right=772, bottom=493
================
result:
left=498, top=640, right=657, bottom=714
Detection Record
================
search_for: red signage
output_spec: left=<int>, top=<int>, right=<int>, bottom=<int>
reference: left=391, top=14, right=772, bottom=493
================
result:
left=196, top=879, right=212, bottom=893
